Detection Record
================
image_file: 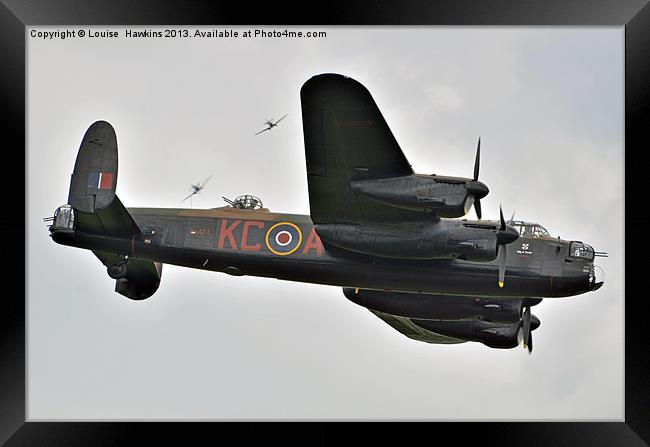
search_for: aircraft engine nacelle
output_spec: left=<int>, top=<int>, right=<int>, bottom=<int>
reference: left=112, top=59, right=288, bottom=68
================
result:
left=316, top=221, right=499, bottom=261
left=344, top=288, right=533, bottom=323
left=350, top=174, right=489, bottom=218
left=316, top=223, right=443, bottom=259
left=412, top=317, right=540, bottom=350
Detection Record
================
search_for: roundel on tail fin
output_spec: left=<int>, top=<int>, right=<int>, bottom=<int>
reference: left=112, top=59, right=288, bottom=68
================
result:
left=68, top=120, right=118, bottom=213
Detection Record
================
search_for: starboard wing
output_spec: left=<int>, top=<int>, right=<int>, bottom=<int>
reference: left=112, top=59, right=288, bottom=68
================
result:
left=300, top=73, right=424, bottom=225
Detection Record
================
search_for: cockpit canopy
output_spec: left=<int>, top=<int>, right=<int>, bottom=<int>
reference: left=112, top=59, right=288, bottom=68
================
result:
left=510, top=220, right=551, bottom=239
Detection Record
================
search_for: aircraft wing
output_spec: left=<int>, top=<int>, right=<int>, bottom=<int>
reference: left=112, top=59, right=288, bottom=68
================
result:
left=255, top=127, right=271, bottom=135
left=370, top=310, right=466, bottom=345
left=300, top=73, right=422, bottom=225
left=181, top=191, right=196, bottom=203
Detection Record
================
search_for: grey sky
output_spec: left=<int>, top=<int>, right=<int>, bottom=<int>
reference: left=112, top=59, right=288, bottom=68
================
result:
left=27, top=27, right=623, bottom=419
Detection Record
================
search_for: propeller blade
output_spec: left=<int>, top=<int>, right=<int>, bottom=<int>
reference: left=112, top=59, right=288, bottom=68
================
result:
left=527, top=331, right=533, bottom=354
left=497, top=244, right=506, bottom=288
left=523, top=305, right=531, bottom=346
left=473, top=137, right=481, bottom=181
left=509, top=209, right=516, bottom=225
left=463, top=194, right=475, bottom=215
left=475, top=199, right=482, bottom=220
left=499, top=205, right=506, bottom=231
left=495, top=205, right=518, bottom=287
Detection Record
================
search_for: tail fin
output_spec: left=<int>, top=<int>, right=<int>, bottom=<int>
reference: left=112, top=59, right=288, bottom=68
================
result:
left=68, top=121, right=140, bottom=237
left=69, top=120, right=118, bottom=212
left=51, top=121, right=161, bottom=300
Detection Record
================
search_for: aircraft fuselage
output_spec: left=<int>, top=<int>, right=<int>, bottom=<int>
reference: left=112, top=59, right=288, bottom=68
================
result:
left=50, top=206, right=597, bottom=298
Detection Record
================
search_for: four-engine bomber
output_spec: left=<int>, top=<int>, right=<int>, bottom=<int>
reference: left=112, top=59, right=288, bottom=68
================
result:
left=46, top=73, right=606, bottom=352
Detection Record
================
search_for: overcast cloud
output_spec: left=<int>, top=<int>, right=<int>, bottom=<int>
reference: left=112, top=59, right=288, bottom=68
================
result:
left=27, top=27, right=623, bottom=420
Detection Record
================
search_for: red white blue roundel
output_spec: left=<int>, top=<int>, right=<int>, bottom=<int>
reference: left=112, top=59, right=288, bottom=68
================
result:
left=265, top=222, right=302, bottom=256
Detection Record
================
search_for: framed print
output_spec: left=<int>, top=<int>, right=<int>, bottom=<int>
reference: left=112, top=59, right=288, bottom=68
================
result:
left=3, top=0, right=648, bottom=444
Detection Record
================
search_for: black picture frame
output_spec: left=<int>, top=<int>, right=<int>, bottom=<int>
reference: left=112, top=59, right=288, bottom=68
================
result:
left=4, top=0, right=648, bottom=444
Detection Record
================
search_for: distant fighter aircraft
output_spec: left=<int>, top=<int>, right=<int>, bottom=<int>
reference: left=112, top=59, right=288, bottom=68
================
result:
left=46, top=74, right=607, bottom=353
left=255, top=114, right=287, bottom=135
left=181, top=176, right=211, bottom=203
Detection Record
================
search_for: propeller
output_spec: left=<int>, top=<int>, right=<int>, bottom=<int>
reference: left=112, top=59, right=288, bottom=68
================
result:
left=496, top=205, right=519, bottom=288
left=522, top=304, right=531, bottom=347
left=473, top=200, right=482, bottom=221
left=516, top=307, right=538, bottom=354
left=497, top=210, right=517, bottom=282
left=522, top=308, right=540, bottom=354
left=473, top=137, right=480, bottom=181
left=466, top=137, right=489, bottom=220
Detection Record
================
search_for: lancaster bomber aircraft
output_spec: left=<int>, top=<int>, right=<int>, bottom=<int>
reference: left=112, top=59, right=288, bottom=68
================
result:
left=46, top=73, right=606, bottom=353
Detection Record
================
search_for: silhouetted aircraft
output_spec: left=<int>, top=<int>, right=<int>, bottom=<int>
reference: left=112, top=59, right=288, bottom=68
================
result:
left=46, top=74, right=606, bottom=353
left=181, top=176, right=211, bottom=203
left=255, top=114, right=287, bottom=135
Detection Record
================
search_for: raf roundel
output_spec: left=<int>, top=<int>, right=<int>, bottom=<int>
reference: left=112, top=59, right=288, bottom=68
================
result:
left=275, top=230, right=292, bottom=246
left=265, top=222, right=302, bottom=256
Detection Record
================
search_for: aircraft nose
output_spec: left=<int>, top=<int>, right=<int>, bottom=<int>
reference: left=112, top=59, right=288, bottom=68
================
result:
left=590, top=264, right=605, bottom=291
left=467, top=180, right=489, bottom=199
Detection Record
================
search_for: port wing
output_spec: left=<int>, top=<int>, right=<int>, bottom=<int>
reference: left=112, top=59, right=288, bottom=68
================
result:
left=371, top=310, right=466, bottom=345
